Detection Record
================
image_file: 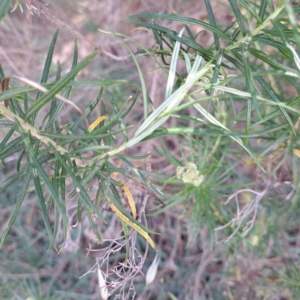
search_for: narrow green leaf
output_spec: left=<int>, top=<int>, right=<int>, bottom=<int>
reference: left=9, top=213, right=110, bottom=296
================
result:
left=31, top=135, right=55, bottom=249
left=227, top=47, right=297, bottom=134
left=120, top=91, right=139, bottom=121
left=121, top=219, right=130, bottom=262
left=49, top=144, right=106, bottom=223
left=0, top=153, right=54, bottom=193
left=82, top=199, right=102, bottom=243
left=204, top=0, right=220, bottom=50
left=16, top=124, right=69, bottom=235
left=237, top=0, right=262, bottom=23
left=0, top=0, right=12, bottom=22
left=242, top=35, right=261, bottom=129
left=160, top=139, right=181, bottom=166
left=58, top=166, right=67, bottom=253
left=0, top=120, right=14, bottom=127
left=0, top=139, right=25, bottom=159
left=0, top=126, right=15, bottom=153
left=76, top=198, right=83, bottom=224
left=100, top=30, right=149, bottom=120
left=183, top=22, right=194, bottom=41
left=0, top=80, right=125, bottom=107
left=51, top=161, right=62, bottom=251
left=46, top=61, right=61, bottom=130
left=28, top=29, right=60, bottom=125
left=68, top=79, right=127, bottom=87
left=109, top=181, right=123, bottom=205
left=258, top=0, right=268, bottom=21
left=130, top=21, right=213, bottom=60
left=210, top=47, right=224, bottom=97
left=129, top=13, right=232, bottom=41
left=70, top=86, right=104, bottom=133
left=142, top=125, right=287, bottom=140
left=60, top=36, right=79, bottom=99
left=46, top=40, right=79, bottom=129
left=16, top=149, right=25, bottom=172
left=256, top=76, right=296, bottom=135
left=104, top=90, right=128, bottom=143
left=283, top=0, right=300, bottom=51
left=228, top=0, right=247, bottom=36
left=182, top=52, right=192, bottom=73
left=0, top=85, right=35, bottom=103
left=68, top=164, right=103, bottom=198
left=39, top=126, right=122, bottom=142
left=7, top=95, right=16, bottom=114
left=271, top=19, right=290, bottom=51
left=253, top=35, right=292, bottom=57
left=53, top=203, right=60, bottom=246
left=249, top=48, right=295, bottom=72
left=0, top=165, right=27, bottom=193
left=250, top=97, right=300, bottom=128
left=23, top=93, right=28, bottom=112
left=115, top=154, right=164, bottom=197
left=32, top=168, right=55, bottom=250
left=224, top=53, right=244, bottom=72
left=37, top=29, right=59, bottom=100
left=10, top=98, right=25, bottom=118
left=259, top=130, right=289, bottom=159
left=25, top=51, right=99, bottom=121
left=0, top=165, right=31, bottom=249
left=0, top=64, right=5, bottom=80
left=71, top=36, right=79, bottom=70
left=134, top=55, right=205, bottom=139
left=66, top=145, right=110, bottom=157
left=165, top=28, right=185, bottom=99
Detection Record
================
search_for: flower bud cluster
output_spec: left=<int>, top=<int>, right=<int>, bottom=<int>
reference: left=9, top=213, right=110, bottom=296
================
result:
left=176, top=162, right=204, bottom=187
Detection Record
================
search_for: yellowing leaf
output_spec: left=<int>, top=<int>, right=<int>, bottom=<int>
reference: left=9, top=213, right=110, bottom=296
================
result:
left=117, top=160, right=122, bottom=168
left=121, top=181, right=137, bottom=219
left=111, top=159, right=122, bottom=179
left=106, top=197, right=156, bottom=250
left=294, top=149, right=300, bottom=158
left=130, top=27, right=152, bottom=34
left=88, top=116, right=107, bottom=132
left=110, top=171, right=119, bottom=179
left=242, top=155, right=263, bottom=164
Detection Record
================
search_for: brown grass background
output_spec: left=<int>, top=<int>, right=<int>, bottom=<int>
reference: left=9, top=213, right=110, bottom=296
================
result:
left=0, top=1, right=297, bottom=300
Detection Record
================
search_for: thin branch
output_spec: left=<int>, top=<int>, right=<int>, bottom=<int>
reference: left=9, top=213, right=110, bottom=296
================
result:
left=10, top=75, right=89, bottom=128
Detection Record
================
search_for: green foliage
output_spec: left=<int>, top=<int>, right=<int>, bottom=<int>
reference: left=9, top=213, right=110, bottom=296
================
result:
left=1, top=0, right=300, bottom=299
left=0, top=30, right=159, bottom=252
